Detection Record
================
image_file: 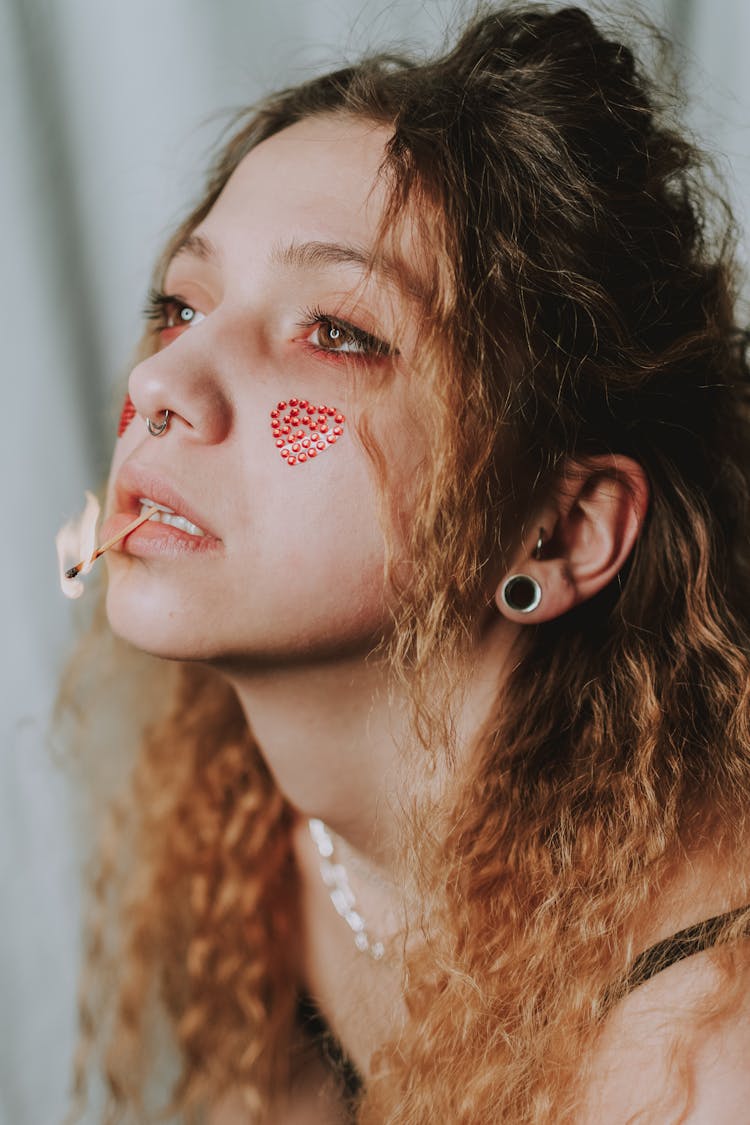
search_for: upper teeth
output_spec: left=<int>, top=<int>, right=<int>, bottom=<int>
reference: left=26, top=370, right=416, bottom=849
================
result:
left=138, top=497, right=206, bottom=537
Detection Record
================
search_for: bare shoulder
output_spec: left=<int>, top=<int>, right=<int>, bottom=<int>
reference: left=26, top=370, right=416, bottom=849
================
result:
left=576, top=866, right=750, bottom=1125
left=577, top=939, right=750, bottom=1123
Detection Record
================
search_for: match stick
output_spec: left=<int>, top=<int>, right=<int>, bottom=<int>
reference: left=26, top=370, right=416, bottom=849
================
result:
left=65, top=505, right=160, bottom=579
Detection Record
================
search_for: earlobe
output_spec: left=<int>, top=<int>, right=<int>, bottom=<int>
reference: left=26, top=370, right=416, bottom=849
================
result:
left=495, top=551, right=579, bottom=624
left=495, top=525, right=577, bottom=623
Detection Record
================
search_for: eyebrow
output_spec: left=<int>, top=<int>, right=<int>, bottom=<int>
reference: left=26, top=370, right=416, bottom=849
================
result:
left=171, top=232, right=217, bottom=264
left=271, top=237, right=391, bottom=276
left=169, top=232, right=426, bottom=302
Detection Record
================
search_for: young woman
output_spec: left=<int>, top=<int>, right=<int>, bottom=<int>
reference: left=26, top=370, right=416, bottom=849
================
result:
left=60, top=5, right=750, bottom=1122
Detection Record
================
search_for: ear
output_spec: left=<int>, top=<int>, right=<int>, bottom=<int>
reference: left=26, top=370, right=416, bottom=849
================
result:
left=495, top=455, right=649, bottom=624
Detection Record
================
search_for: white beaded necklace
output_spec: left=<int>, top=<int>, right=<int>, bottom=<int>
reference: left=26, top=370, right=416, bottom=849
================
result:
left=307, top=817, right=386, bottom=961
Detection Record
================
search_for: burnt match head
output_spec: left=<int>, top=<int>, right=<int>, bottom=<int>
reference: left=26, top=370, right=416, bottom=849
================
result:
left=65, top=565, right=81, bottom=579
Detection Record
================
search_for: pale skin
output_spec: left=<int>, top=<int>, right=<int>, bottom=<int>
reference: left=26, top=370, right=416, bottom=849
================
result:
left=104, top=114, right=750, bottom=1122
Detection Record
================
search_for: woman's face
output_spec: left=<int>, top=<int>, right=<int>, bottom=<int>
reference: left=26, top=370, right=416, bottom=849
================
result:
left=104, top=114, right=425, bottom=664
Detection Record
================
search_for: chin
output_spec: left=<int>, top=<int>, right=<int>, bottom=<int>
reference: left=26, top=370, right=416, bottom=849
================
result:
left=104, top=571, right=218, bottom=663
left=105, top=606, right=211, bottom=662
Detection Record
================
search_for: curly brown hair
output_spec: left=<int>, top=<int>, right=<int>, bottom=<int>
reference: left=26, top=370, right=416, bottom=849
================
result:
left=59, top=4, right=750, bottom=1122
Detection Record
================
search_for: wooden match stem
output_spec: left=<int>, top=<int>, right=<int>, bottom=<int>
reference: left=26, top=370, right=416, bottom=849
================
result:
left=66, top=505, right=160, bottom=577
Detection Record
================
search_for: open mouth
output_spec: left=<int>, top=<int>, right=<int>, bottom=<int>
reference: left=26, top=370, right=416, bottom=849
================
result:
left=137, top=497, right=207, bottom=538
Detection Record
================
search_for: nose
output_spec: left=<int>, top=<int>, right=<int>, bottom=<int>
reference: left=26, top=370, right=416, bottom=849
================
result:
left=128, top=336, right=233, bottom=445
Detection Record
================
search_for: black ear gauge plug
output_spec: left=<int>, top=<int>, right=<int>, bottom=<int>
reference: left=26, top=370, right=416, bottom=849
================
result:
left=500, top=574, right=542, bottom=613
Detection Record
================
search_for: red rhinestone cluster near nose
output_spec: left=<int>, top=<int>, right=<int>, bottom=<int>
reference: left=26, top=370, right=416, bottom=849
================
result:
left=118, top=395, right=137, bottom=437
left=270, top=399, right=346, bottom=466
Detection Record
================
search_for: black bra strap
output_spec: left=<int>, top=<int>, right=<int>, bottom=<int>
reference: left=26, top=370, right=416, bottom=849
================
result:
left=296, top=992, right=365, bottom=1101
left=622, top=904, right=750, bottom=996
left=298, top=909, right=750, bottom=1066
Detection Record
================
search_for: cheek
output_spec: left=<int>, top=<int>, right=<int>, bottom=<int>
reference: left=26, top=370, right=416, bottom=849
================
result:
left=118, top=394, right=137, bottom=437
left=269, top=397, right=346, bottom=466
left=107, top=397, right=140, bottom=513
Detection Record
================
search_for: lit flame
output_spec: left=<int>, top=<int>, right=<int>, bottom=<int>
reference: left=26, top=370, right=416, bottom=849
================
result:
left=56, top=490, right=101, bottom=599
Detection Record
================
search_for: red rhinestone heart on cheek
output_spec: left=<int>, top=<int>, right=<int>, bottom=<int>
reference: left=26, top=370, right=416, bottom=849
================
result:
left=118, top=395, right=137, bottom=437
left=270, top=399, right=346, bottom=466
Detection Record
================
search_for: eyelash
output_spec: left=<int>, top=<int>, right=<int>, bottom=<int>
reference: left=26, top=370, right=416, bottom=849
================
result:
left=297, top=305, right=394, bottom=361
left=142, top=289, right=395, bottom=362
left=143, top=288, right=199, bottom=329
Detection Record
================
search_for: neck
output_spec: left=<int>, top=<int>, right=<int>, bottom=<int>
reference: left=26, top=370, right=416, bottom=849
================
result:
left=212, top=611, right=518, bottom=1080
left=214, top=606, right=516, bottom=879
left=218, top=649, right=414, bottom=872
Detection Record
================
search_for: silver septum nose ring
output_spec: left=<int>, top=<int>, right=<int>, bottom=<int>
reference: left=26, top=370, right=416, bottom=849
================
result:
left=146, top=410, right=170, bottom=436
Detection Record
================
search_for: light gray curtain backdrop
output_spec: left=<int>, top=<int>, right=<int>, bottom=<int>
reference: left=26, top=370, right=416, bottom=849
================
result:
left=2, top=1, right=748, bottom=1122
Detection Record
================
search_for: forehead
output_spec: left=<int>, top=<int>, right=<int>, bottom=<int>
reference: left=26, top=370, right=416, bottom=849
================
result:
left=169, top=113, right=431, bottom=306
left=206, top=114, right=395, bottom=247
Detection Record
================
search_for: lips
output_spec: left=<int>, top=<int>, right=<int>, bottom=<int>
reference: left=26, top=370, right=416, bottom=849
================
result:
left=112, top=462, right=219, bottom=541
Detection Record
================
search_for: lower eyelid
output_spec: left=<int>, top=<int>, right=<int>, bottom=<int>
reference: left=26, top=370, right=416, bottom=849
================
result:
left=299, top=340, right=392, bottom=366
